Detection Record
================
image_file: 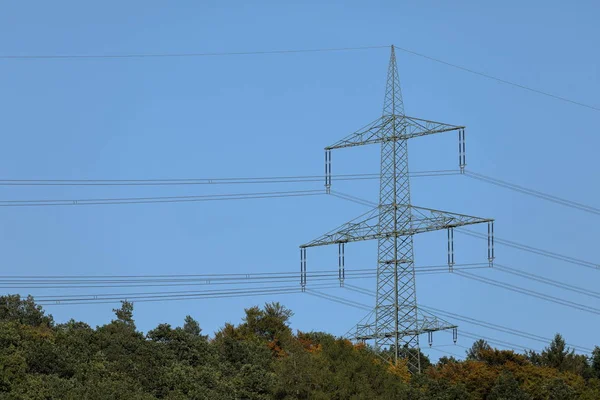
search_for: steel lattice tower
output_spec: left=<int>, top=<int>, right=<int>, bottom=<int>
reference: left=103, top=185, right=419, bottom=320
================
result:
left=300, top=46, right=495, bottom=373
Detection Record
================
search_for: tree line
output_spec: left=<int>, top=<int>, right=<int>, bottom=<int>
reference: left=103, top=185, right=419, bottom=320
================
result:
left=0, top=294, right=599, bottom=399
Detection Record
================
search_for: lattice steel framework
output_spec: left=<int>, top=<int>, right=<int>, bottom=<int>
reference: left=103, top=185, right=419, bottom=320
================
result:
left=300, top=46, right=495, bottom=373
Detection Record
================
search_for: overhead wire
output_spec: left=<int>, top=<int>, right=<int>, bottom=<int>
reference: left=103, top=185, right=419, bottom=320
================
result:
left=1, top=44, right=596, bottom=112
left=465, top=171, right=600, bottom=216
left=0, top=170, right=458, bottom=186
left=493, top=263, right=600, bottom=300
left=455, top=270, right=600, bottom=316
left=426, top=347, right=464, bottom=359
left=420, top=304, right=593, bottom=353
left=305, top=289, right=372, bottom=312
left=0, top=264, right=485, bottom=283
left=456, top=329, right=540, bottom=353
left=457, top=228, right=599, bottom=271
left=39, top=287, right=309, bottom=306
left=0, top=189, right=324, bottom=207
left=0, top=45, right=389, bottom=59
left=35, top=283, right=341, bottom=305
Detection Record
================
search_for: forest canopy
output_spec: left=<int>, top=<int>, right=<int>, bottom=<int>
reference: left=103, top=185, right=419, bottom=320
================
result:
left=0, top=294, right=599, bottom=399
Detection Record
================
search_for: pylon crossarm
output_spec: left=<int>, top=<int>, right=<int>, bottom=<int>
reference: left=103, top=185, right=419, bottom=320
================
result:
left=351, top=309, right=456, bottom=341
left=416, top=308, right=456, bottom=333
left=399, top=115, right=463, bottom=140
left=299, top=205, right=491, bottom=248
left=300, top=206, right=382, bottom=248
left=325, top=115, right=463, bottom=151
left=408, top=205, right=493, bottom=233
left=325, top=116, right=389, bottom=150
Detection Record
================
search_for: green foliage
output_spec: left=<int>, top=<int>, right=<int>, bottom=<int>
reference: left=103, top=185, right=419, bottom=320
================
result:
left=0, top=295, right=53, bottom=327
left=0, top=295, right=598, bottom=399
left=466, top=339, right=492, bottom=361
left=112, top=301, right=135, bottom=328
left=488, top=372, right=530, bottom=400
left=592, top=347, right=600, bottom=379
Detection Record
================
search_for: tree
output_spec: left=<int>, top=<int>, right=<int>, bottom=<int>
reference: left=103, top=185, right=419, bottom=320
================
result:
left=477, top=348, right=529, bottom=366
left=488, top=372, right=530, bottom=400
left=183, top=315, right=204, bottom=338
left=542, top=334, right=572, bottom=371
left=538, top=333, right=590, bottom=376
left=466, top=339, right=492, bottom=361
left=0, top=295, right=598, bottom=399
left=543, top=378, right=576, bottom=400
left=112, top=301, right=135, bottom=328
left=0, top=295, right=54, bottom=327
left=592, top=347, right=600, bottom=379
left=525, top=349, right=543, bottom=366
left=437, top=356, right=458, bottom=367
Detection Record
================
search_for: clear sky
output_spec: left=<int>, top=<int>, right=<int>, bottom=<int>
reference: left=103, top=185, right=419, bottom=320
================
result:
left=0, top=1, right=599, bottom=360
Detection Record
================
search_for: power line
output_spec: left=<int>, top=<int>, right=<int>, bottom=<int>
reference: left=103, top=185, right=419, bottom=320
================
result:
left=494, top=263, right=600, bottom=300
left=329, top=190, right=378, bottom=207
left=465, top=171, right=600, bottom=216
left=426, top=347, right=464, bottom=360
left=420, top=304, right=593, bottom=353
left=456, top=329, right=540, bottom=353
left=0, top=45, right=389, bottom=60
left=2, top=265, right=488, bottom=290
left=0, top=189, right=324, bottom=207
left=2, top=43, right=596, bottom=112
left=0, top=263, right=483, bottom=280
left=391, top=45, right=600, bottom=112
left=0, top=170, right=457, bottom=186
left=39, top=287, right=311, bottom=306
left=457, top=228, right=599, bottom=271
left=335, top=170, right=600, bottom=221
left=455, top=270, right=600, bottom=316
left=306, top=289, right=372, bottom=312
left=35, top=283, right=342, bottom=304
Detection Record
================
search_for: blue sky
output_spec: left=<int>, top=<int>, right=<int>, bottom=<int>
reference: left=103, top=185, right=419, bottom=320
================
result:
left=0, top=1, right=599, bottom=359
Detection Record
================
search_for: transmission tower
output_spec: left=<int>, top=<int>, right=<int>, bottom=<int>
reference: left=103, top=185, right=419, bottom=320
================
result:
left=300, top=45, right=495, bottom=373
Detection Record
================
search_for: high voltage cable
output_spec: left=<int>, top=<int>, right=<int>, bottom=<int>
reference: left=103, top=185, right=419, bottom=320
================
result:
left=420, top=304, right=593, bottom=353
left=343, top=284, right=593, bottom=354
left=425, top=347, right=464, bottom=360
left=465, top=171, right=600, bottom=216
left=0, top=189, right=324, bottom=207
left=457, top=229, right=599, bottom=271
left=389, top=45, right=600, bottom=113
left=456, top=329, right=540, bottom=353
left=494, top=263, right=600, bottom=300
left=35, top=283, right=339, bottom=304
left=2, top=265, right=488, bottom=290
left=0, top=170, right=458, bottom=186
left=1, top=44, right=596, bottom=112
left=455, top=271, right=600, bottom=316
left=330, top=191, right=378, bottom=208
left=39, top=287, right=314, bottom=306
left=306, top=289, right=372, bottom=312
left=329, top=190, right=379, bottom=207
left=0, top=45, right=389, bottom=59
left=0, top=263, right=483, bottom=280
left=335, top=171, right=600, bottom=220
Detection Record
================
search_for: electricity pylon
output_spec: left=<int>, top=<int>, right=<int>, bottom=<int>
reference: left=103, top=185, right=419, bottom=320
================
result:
left=300, top=45, right=495, bottom=373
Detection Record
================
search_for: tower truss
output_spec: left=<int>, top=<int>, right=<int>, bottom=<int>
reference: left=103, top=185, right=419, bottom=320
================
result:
left=300, top=46, right=495, bottom=373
